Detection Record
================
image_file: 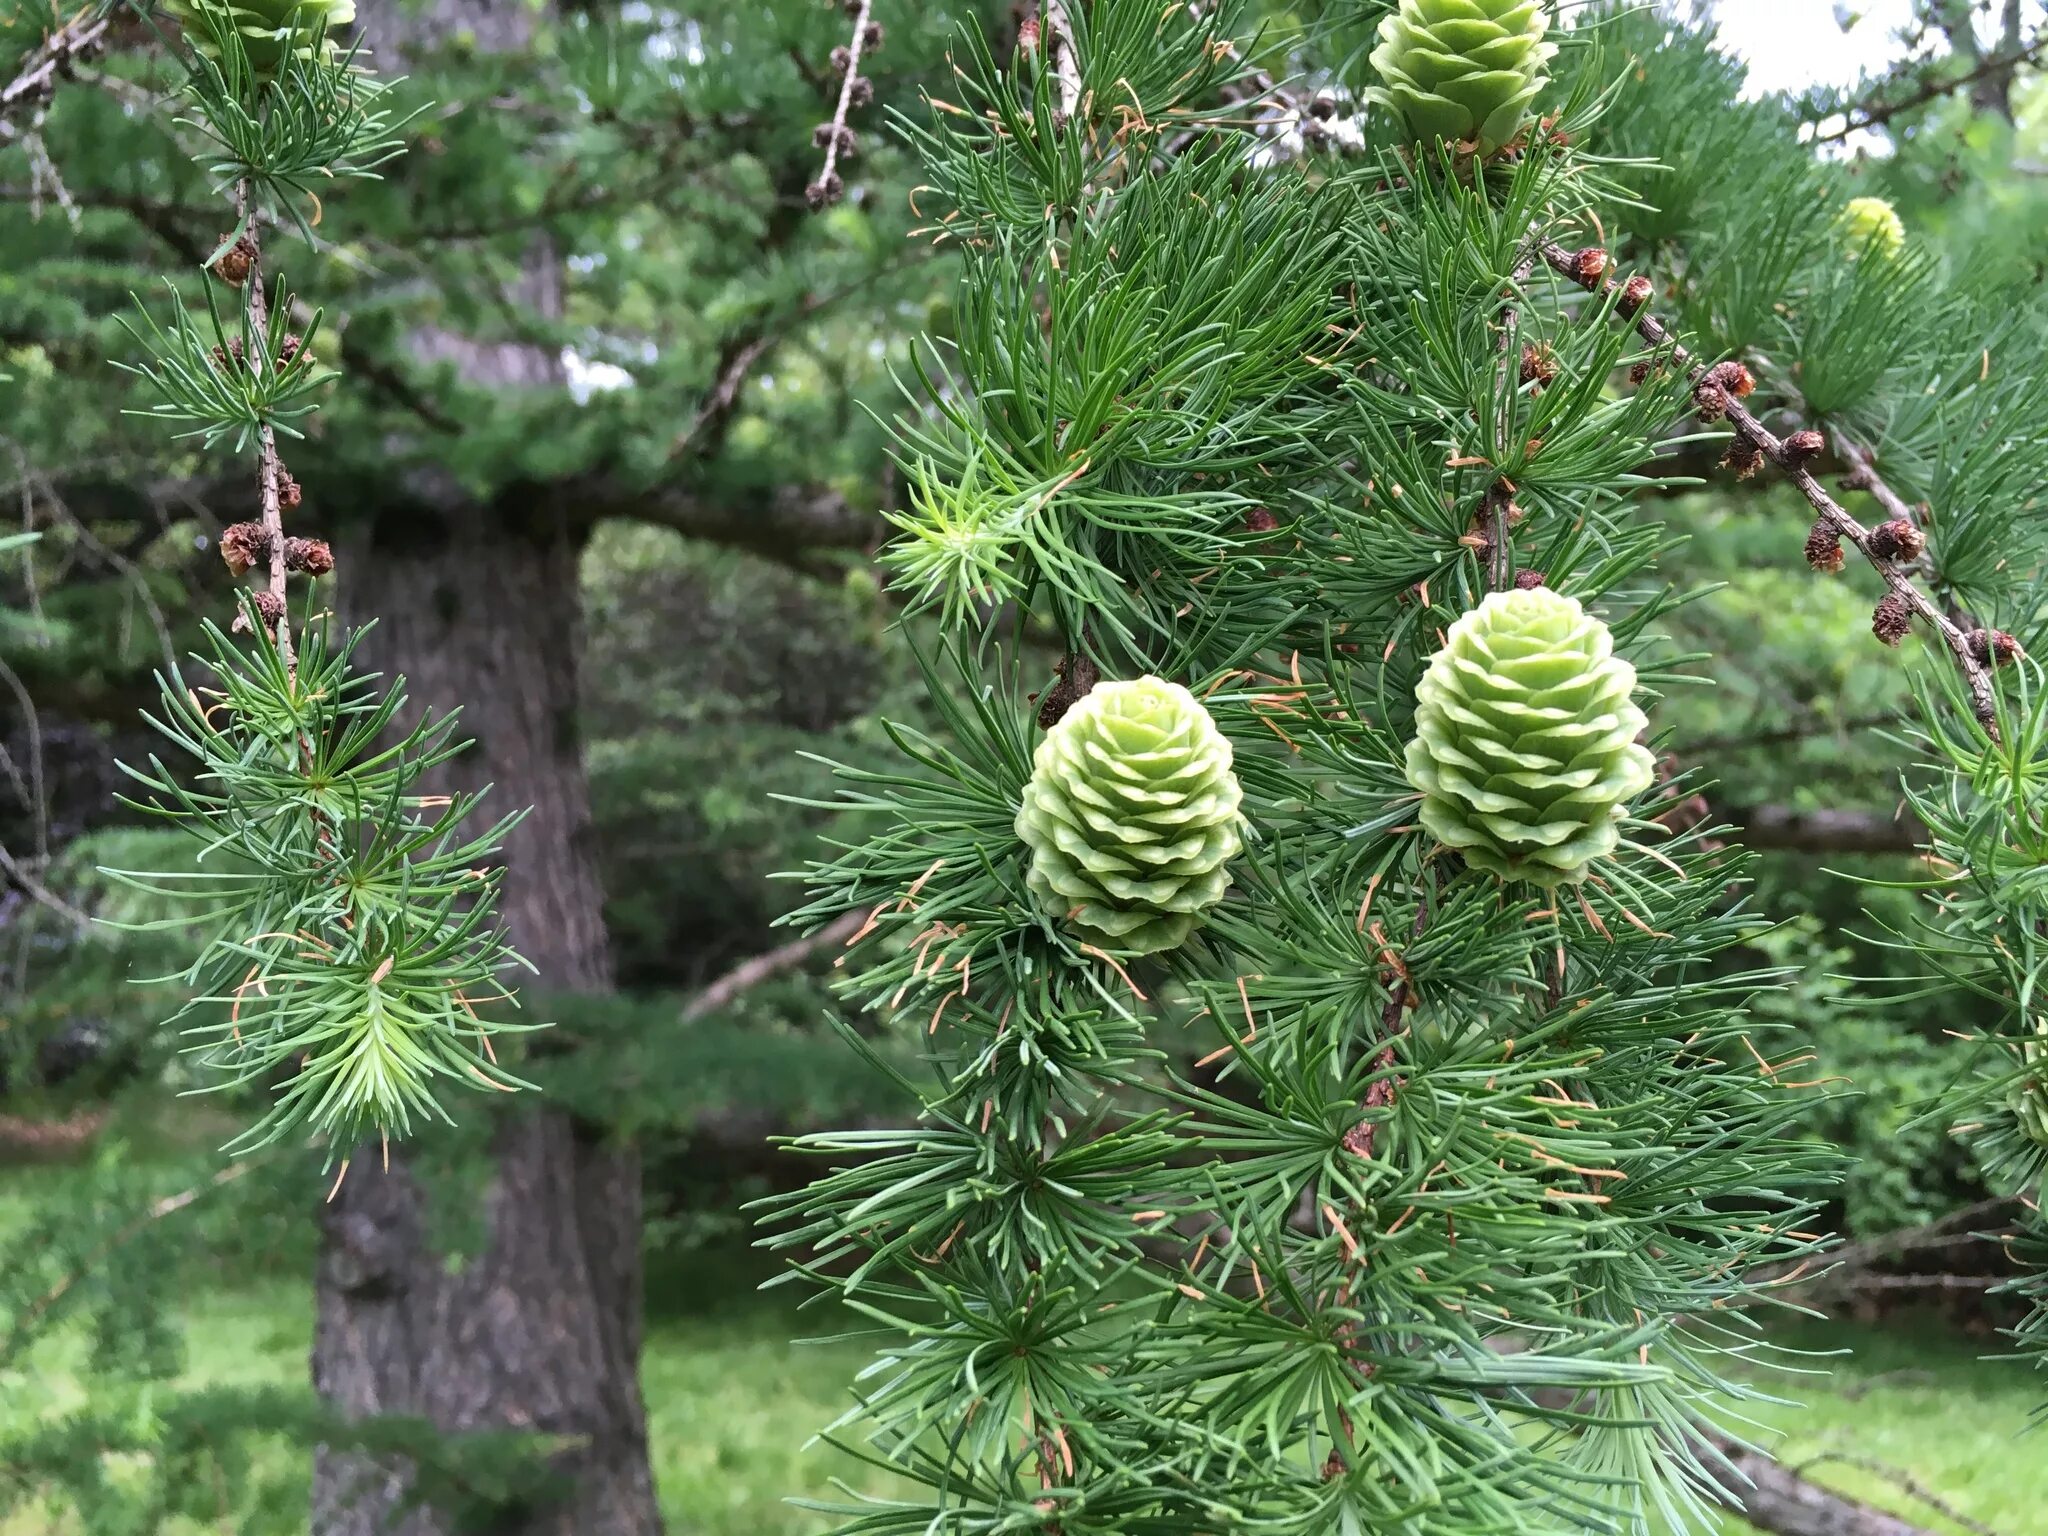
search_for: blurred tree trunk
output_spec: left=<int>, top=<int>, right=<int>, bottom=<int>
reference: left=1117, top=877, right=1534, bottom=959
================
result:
left=310, top=502, right=661, bottom=1536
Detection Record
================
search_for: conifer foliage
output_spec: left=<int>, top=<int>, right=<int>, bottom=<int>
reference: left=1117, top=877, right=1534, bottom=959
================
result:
left=4, top=0, right=531, bottom=1154
left=762, top=2, right=2048, bottom=1532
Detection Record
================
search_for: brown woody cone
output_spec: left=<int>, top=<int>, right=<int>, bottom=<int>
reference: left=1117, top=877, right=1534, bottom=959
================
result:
left=220, top=520, right=272, bottom=576
left=1966, top=628, right=2023, bottom=667
left=1871, top=590, right=1914, bottom=647
left=285, top=537, right=334, bottom=576
left=231, top=589, right=285, bottom=635
left=1616, top=275, right=1652, bottom=317
left=1804, top=520, right=1846, bottom=574
left=211, top=235, right=257, bottom=287
left=1866, top=518, right=1926, bottom=562
left=1784, top=429, right=1826, bottom=464
left=1720, top=436, right=1764, bottom=479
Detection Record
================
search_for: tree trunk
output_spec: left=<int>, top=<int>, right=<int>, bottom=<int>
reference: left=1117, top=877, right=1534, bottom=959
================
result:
left=309, top=500, right=662, bottom=1536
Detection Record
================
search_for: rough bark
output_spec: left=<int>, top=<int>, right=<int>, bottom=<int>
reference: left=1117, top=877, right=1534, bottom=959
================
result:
left=310, top=500, right=661, bottom=1536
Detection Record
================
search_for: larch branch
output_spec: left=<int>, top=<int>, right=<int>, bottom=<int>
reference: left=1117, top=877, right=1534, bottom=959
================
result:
left=1536, top=239, right=2001, bottom=734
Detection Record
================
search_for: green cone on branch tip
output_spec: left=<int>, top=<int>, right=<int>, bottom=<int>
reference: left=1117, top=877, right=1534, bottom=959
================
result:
left=166, top=0, right=356, bottom=76
left=1839, top=196, right=1904, bottom=259
left=1016, top=676, right=1244, bottom=956
left=1367, top=0, right=1557, bottom=156
left=2011, top=1023, right=2048, bottom=1149
left=1404, top=588, right=1654, bottom=885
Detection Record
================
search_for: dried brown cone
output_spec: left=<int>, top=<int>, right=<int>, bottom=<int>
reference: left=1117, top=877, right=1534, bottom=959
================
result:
left=274, top=464, right=302, bottom=511
left=1626, top=358, right=1658, bottom=387
left=1017, top=13, right=1041, bottom=51
left=1616, top=274, right=1653, bottom=317
left=861, top=20, right=882, bottom=49
left=805, top=172, right=844, bottom=211
left=1519, top=343, right=1558, bottom=388
left=1871, top=589, right=1914, bottom=647
left=1720, top=435, right=1764, bottom=479
left=1866, top=518, right=1926, bottom=563
left=1569, top=247, right=1608, bottom=289
left=219, top=520, right=273, bottom=576
left=1703, top=359, right=1755, bottom=399
left=1036, top=651, right=1102, bottom=730
left=211, top=235, right=257, bottom=287
left=1804, top=519, right=1846, bottom=574
left=1243, top=506, right=1280, bottom=534
left=829, top=43, right=852, bottom=73
left=1784, top=429, right=1826, bottom=465
left=1966, top=628, right=2024, bottom=667
left=848, top=74, right=873, bottom=107
left=231, top=589, right=285, bottom=635
left=1512, top=568, right=1547, bottom=590
left=278, top=332, right=307, bottom=367
left=285, top=536, right=334, bottom=576
left=210, top=335, right=247, bottom=373
left=1693, top=382, right=1728, bottom=423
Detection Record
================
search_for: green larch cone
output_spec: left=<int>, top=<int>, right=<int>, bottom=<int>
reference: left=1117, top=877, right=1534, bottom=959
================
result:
left=1404, top=588, right=1654, bottom=885
left=1367, top=0, right=1557, bottom=156
left=2011, top=1022, right=2048, bottom=1149
left=167, top=0, right=356, bottom=77
left=1838, top=196, right=1905, bottom=259
left=1016, top=676, right=1244, bottom=956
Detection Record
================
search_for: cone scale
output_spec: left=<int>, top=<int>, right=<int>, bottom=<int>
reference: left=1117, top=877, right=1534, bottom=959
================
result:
left=1367, top=0, right=1557, bottom=156
left=1405, top=588, right=1654, bottom=885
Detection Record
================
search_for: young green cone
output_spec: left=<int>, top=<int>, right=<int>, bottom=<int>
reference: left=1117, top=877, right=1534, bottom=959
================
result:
left=1838, top=196, right=1905, bottom=259
left=1367, top=0, right=1557, bottom=156
left=1016, top=676, right=1243, bottom=955
left=166, top=0, right=357, bottom=77
left=1405, top=588, right=1654, bottom=885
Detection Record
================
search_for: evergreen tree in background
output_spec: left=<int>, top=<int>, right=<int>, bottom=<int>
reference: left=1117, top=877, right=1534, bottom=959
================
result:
left=761, top=1, right=2048, bottom=1532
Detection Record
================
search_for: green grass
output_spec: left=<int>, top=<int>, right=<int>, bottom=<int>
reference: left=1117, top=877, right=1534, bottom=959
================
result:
left=20, top=1293, right=2048, bottom=1536
left=5, top=1195, right=2043, bottom=1536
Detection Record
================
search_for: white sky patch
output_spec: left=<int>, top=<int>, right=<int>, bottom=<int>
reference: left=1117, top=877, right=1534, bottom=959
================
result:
left=1710, top=0, right=1920, bottom=98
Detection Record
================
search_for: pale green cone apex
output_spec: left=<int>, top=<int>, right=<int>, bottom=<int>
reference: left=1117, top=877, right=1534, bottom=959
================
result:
left=1838, top=196, right=1905, bottom=260
left=1016, top=676, right=1244, bottom=956
left=1404, top=588, right=1654, bottom=886
left=166, top=0, right=357, bottom=77
left=1367, top=0, right=1556, bottom=156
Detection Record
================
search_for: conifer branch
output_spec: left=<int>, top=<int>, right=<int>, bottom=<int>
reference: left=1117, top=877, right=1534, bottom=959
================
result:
left=806, top=0, right=875, bottom=210
left=1811, top=31, right=2048, bottom=143
left=1537, top=239, right=2003, bottom=734
left=680, top=908, right=865, bottom=1022
left=235, top=181, right=295, bottom=669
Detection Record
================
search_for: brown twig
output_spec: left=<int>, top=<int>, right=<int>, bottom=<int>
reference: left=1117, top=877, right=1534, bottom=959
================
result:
left=1042, top=0, right=1083, bottom=122
left=1537, top=239, right=2001, bottom=734
left=234, top=182, right=294, bottom=668
left=1345, top=875, right=1431, bottom=1161
left=1788, top=1452, right=2006, bottom=1536
left=1485, top=248, right=1537, bottom=591
left=680, top=908, right=867, bottom=1022
left=1811, top=32, right=2048, bottom=143
left=0, top=4, right=111, bottom=132
left=807, top=0, right=875, bottom=210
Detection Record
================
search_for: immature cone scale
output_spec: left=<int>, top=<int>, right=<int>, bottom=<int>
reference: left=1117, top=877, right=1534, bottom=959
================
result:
left=1839, top=196, right=1904, bottom=259
left=165, top=0, right=356, bottom=76
left=1404, top=588, right=1654, bottom=885
left=1367, top=0, right=1556, bottom=156
left=1016, top=677, right=1243, bottom=956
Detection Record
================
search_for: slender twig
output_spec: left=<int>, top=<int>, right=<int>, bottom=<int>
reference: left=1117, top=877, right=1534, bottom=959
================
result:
left=681, top=908, right=866, bottom=1022
left=1486, top=248, right=1537, bottom=591
left=0, top=4, right=111, bottom=130
left=1043, top=0, right=1083, bottom=122
left=1537, top=239, right=2000, bottom=733
left=808, top=0, right=874, bottom=209
left=1812, top=32, right=2048, bottom=143
left=235, top=181, right=294, bottom=668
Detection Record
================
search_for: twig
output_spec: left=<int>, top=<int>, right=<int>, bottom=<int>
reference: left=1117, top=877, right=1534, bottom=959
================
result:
left=1042, top=0, right=1083, bottom=122
left=1486, top=248, right=1537, bottom=591
left=807, top=0, right=875, bottom=210
left=680, top=908, right=866, bottom=1022
left=1812, top=33, right=2048, bottom=143
left=1538, top=240, right=2001, bottom=734
left=1345, top=874, right=1431, bottom=1160
left=235, top=181, right=294, bottom=668
left=0, top=4, right=111, bottom=130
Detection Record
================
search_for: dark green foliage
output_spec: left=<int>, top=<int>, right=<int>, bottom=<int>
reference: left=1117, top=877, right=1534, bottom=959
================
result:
left=113, top=616, right=533, bottom=1152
